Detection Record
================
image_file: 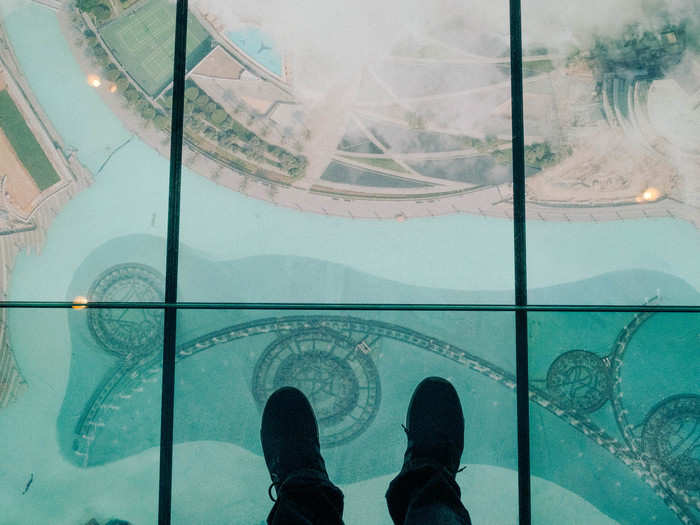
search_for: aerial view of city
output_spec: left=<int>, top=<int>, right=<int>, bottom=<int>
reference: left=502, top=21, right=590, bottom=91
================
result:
left=0, top=0, right=698, bottom=523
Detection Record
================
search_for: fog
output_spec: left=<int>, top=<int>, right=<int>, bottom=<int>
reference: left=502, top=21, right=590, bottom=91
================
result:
left=191, top=0, right=699, bottom=75
left=191, top=0, right=508, bottom=95
left=525, top=0, right=698, bottom=48
left=2, top=0, right=697, bottom=202
left=190, top=0, right=698, bottom=128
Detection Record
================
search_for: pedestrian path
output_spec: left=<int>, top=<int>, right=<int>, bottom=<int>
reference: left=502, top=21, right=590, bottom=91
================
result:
left=30, top=0, right=62, bottom=12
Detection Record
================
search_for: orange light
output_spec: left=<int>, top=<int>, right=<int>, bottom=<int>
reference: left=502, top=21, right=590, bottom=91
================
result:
left=109, top=84, right=117, bottom=93
left=395, top=214, right=406, bottom=222
left=72, top=296, right=88, bottom=310
left=641, top=187, right=661, bottom=202
left=87, top=74, right=102, bottom=88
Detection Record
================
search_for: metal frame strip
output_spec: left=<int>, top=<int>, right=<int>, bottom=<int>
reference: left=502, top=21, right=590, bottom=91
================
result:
left=509, top=0, right=532, bottom=522
left=158, top=0, right=188, bottom=522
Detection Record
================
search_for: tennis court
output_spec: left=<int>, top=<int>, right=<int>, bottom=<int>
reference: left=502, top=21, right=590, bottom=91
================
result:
left=100, top=0, right=211, bottom=96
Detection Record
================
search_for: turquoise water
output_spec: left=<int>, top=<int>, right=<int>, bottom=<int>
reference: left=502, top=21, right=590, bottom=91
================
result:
left=226, top=27, right=283, bottom=77
left=0, top=3, right=698, bottom=524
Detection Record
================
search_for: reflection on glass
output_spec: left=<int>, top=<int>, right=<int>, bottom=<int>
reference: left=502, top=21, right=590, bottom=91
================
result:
left=0, top=307, right=163, bottom=523
left=523, top=1, right=700, bottom=302
left=172, top=310, right=518, bottom=523
left=0, top=0, right=171, bottom=301
left=529, top=311, right=700, bottom=524
left=172, top=1, right=516, bottom=302
left=179, top=2, right=514, bottom=210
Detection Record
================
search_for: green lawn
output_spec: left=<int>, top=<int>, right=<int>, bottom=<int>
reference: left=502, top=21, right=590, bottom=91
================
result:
left=0, top=91, right=60, bottom=191
left=339, top=155, right=408, bottom=173
left=100, top=0, right=211, bottom=96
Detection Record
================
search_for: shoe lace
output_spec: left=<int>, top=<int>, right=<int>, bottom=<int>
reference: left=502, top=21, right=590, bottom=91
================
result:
left=268, top=482, right=279, bottom=502
left=268, top=474, right=281, bottom=502
left=401, top=424, right=466, bottom=474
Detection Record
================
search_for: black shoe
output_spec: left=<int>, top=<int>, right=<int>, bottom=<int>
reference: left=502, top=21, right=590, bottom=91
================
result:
left=402, top=377, right=464, bottom=476
left=261, top=387, right=329, bottom=499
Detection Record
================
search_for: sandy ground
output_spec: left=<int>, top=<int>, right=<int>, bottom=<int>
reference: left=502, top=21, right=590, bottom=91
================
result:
left=526, top=130, right=675, bottom=205
left=0, top=124, right=40, bottom=214
left=191, top=46, right=244, bottom=80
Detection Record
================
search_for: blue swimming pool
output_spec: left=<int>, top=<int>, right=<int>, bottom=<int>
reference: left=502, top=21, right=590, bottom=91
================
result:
left=226, top=26, right=283, bottom=77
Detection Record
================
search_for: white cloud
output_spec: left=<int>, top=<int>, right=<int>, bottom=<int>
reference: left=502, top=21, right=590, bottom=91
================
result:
left=191, top=0, right=506, bottom=94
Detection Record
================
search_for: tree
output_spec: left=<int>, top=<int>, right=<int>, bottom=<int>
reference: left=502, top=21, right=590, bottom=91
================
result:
left=205, top=101, right=217, bottom=116
left=92, top=4, right=111, bottom=23
left=154, top=114, right=169, bottom=130
left=244, top=136, right=265, bottom=162
left=492, top=148, right=513, bottom=165
left=96, top=54, right=111, bottom=67
left=220, top=133, right=235, bottom=147
left=77, top=0, right=100, bottom=11
left=136, top=97, right=149, bottom=111
left=524, top=142, right=555, bottom=167
left=116, top=76, right=129, bottom=92
left=124, top=87, right=139, bottom=103
left=141, top=106, right=156, bottom=120
left=184, top=86, right=200, bottom=101
left=92, top=44, right=107, bottom=58
left=210, top=108, right=227, bottom=126
left=105, top=68, right=120, bottom=82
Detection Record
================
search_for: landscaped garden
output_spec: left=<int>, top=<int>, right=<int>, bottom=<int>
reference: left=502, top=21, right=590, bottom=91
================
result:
left=74, top=0, right=307, bottom=184
left=0, top=90, right=60, bottom=191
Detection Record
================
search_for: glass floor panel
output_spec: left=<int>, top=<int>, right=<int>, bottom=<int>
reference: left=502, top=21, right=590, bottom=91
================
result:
left=176, top=0, right=516, bottom=303
left=522, top=0, right=700, bottom=303
left=0, top=307, right=162, bottom=524
left=529, top=310, right=700, bottom=525
left=5, top=303, right=696, bottom=523
left=171, top=309, right=517, bottom=524
left=0, top=0, right=173, bottom=301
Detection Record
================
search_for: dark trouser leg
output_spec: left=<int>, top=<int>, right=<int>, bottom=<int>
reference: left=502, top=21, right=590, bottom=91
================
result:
left=267, top=471, right=345, bottom=525
left=385, top=462, right=471, bottom=525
